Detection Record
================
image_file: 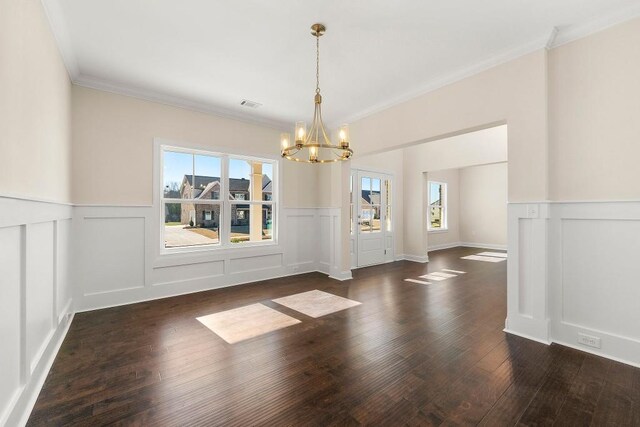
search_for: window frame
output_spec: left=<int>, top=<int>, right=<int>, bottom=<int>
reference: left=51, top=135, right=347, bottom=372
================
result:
left=427, top=180, right=447, bottom=232
left=158, top=143, right=278, bottom=254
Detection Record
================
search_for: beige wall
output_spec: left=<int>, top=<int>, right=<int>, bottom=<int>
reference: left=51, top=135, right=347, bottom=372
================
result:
left=341, top=52, right=545, bottom=261
left=349, top=51, right=547, bottom=203
left=459, top=162, right=508, bottom=246
left=0, top=0, right=72, bottom=203
left=426, top=169, right=460, bottom=249
left=71, top=86, right=317, bottom=207
left=549, top=17, right=640, bottom=201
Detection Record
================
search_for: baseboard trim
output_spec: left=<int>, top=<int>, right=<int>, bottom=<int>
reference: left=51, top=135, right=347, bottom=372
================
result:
left=460, top=242, right=507, bottom=251
left=551, top=339, right=640, bottom=369
left=4, top=310, right=75, bottom=427
left=503, top=328, right=551, bottom=346
left=428, top=242, right=508, bottom=252
left=427, top=242, right=461, bottom=252
left=329, top=270, right=353, bottom=281
left=401, top=254, right=429, bottom=263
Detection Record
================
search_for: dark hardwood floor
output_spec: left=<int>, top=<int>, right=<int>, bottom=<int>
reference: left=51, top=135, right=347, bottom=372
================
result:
left=28, top=247, right=640, bottom=426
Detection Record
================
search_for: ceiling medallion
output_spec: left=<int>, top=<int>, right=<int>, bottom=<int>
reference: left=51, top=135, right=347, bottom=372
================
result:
left=280, top=23, right=353, bottom=163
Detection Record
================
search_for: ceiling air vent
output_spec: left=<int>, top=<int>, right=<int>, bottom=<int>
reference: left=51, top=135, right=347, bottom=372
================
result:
left=240, top=99, right=262, bottom=109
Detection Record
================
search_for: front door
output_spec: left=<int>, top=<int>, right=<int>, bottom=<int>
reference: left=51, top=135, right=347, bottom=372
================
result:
left=355, top=171, right=393, bottom=267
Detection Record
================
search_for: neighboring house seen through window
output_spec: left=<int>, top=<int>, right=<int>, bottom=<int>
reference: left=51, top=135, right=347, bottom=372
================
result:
left=428, top=181, right=447, bottom=230
left=161, top=146, right=276, bottom=250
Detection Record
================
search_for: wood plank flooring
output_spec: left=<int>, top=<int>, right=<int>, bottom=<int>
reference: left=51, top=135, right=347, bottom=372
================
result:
left=28, top=247, right=640, bottom=426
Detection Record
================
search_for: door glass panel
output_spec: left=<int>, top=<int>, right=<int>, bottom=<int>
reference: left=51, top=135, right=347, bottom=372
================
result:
left=360, top=177, right=383, bottom=233
left=350, top=175, right=354, bottom=234
left=370, top=179, right=381, bottom=232
left=371, top=205, right=381, bottom=232
left=360, top=177, right=371, bottom=232
left=385, top=179, right=392, bottom=232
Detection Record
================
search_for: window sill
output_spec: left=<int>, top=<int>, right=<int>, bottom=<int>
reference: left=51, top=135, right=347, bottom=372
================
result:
left=154, top=240, right=281, bottom=268
left=428, top=228, right=449, bottom=234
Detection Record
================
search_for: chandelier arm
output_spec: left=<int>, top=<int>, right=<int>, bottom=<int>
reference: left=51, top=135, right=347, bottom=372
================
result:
left=316, top=105, right=332, bottom=146
left=305, top=102, right=319, bottom=145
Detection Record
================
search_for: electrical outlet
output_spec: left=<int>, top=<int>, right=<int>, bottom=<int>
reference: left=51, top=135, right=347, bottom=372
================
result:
left=527, top=204, right=539, bottom=218
left=578, top=333, right=601, bottom=349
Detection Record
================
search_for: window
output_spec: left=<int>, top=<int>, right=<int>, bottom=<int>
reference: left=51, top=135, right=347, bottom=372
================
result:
left=428, top=181, right=446, bottom=230
left=161, top=146, right=276, bottom=250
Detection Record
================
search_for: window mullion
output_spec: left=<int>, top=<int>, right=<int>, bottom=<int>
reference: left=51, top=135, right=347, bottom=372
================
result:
left=221, top=155, right=230, bottom=247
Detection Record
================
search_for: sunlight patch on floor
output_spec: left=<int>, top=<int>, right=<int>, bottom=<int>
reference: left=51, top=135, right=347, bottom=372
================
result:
left=197, top=303, right=300, bottom=344
left=273, top=290, right=361, bottom=318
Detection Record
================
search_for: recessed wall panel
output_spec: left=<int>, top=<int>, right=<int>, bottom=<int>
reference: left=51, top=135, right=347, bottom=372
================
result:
left=26, top=222, right=54, bottom=372
left=319, top=216, right=331, bottom=265
left=79, top=217, right=145, bottom=295
left=229, top=254, right=282, bottom=274
left=56, top=219, right=72, bottom=318
left=518, top=219, right=533, bottom=317
left=0, top=226, right=23, bottom=417
left=285, top=215, right=315, bottom=265
left=152, top=260, right=224, bottom=284
left=561, top=219, right=640, bottom=340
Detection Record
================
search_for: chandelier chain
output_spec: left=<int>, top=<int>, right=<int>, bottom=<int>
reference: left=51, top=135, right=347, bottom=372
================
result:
left=315, top=34, right=320, bottom=94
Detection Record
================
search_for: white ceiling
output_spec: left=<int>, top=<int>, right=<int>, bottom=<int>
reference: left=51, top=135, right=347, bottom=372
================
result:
left=45, top=0, right=640, bottom=129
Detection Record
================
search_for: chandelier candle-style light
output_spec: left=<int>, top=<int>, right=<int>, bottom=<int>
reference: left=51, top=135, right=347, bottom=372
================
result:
left=280, top=23, right=353, bottom=163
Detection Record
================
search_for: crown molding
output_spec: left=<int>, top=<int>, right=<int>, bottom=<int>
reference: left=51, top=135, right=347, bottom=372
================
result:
left=41, top=0, right=640, bottom=131
left=40, top=0, right=79, bottom=79
left=73, top=75, right=289, bottom=131
left=337, top=31, right=552, bottom=127
left=551, top=3, right=640, bottom=48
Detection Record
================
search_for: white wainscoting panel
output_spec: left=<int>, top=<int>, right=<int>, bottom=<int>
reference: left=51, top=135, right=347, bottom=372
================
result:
left=0, top=226, right=23, bottom=426
left=505, top=203, right=550, bottom=344
left=77, top=216, right=146, bottom=296
left=318, top=214, right=331, bottom=273
left=25, top=222, right=55, bottom=374
left=549, top=202, right=640, bottom=367
left=316, top=208, right=349, bottom=280
left=228, top=253, right=283, bottom=274
left=150, top=260, right=225, bottom=285
left=0, top=196, right=74, bottom=427
left=74, top=207, right=347, bottom=312
left=284, top=212, right=316, bottom=270
left=56, top=219, right=72, bottom=323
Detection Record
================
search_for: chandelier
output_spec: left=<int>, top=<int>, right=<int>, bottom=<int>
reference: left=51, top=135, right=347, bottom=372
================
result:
left=280, top=23, right=353, bottom=163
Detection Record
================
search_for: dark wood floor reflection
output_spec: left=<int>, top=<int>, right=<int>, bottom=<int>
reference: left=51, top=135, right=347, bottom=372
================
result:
left=28, top=247, right=640, bottom=426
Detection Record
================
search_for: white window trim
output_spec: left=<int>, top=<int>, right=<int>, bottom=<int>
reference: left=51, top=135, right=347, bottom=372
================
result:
left=427, top=180, right=448, bottom=232
left=154, top=139, right=279, bottom=256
